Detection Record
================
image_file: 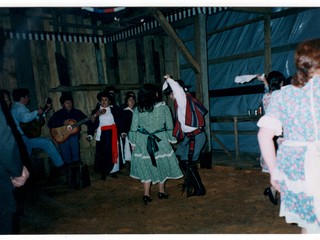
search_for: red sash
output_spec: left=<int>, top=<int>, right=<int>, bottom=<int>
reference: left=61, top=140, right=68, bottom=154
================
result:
left=101, top=124, right=118, bottom=164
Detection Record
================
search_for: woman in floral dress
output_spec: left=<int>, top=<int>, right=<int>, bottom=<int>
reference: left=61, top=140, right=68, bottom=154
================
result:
left=258, top=38, right=320, bottom=233
left=129, top=84, right=183, bottom=205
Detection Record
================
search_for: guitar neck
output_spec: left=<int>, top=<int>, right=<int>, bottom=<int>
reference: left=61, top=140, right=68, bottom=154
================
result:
left=71, top=117, right=90, bottom=128
left=69, top=109, right=104, bottom=129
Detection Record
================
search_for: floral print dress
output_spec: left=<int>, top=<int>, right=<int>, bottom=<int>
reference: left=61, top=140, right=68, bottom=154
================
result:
left=257, top=76, right=320, bottom=233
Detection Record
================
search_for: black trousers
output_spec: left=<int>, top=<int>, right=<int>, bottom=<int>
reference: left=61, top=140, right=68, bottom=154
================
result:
left=0, top=211, right=14, bottom=234
left=94, top=130, right=114, bottom=174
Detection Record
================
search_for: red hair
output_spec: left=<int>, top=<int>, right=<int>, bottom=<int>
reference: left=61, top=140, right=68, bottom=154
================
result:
left=292, top=38, right=320, bottom=87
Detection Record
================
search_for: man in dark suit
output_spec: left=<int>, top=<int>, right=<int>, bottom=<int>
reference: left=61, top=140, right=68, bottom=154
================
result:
left=0, top=28, right=29, bottom=234
left=0, top=95, right=30, bottom=234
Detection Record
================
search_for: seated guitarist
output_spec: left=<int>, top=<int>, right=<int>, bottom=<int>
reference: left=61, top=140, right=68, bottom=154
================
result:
left=48, top=94, right=96, bottom=163
left=10, top=88, right=66, bottom=172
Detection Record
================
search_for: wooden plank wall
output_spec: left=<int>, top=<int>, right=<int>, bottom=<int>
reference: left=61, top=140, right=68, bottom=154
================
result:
left=0, top=8, right=179, bottom=165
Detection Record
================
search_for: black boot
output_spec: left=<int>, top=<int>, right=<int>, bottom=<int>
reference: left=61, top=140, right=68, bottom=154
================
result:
left=178, top=161, right=191, bottom=196
left=188, top=164, right=206, bottom=196
left=179, top=161, right=206, bottom=197
left=179, top=161, right=188, bottom=175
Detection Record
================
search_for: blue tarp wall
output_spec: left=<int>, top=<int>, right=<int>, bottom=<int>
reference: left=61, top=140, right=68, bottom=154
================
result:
left=176, top=7, right=320, bottom=153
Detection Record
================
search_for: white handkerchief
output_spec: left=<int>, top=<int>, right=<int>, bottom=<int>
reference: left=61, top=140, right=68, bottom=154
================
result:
left=235, top=74, right=257, bottom=84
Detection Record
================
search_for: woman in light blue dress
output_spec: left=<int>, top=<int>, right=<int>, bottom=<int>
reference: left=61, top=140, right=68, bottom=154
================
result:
left=258, top=38, right=320, bottom=233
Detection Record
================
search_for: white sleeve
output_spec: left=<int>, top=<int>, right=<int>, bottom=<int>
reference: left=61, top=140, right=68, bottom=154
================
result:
left=166, top=78, right=186, bottom=107
left=257, top=115, right=283, bottom=136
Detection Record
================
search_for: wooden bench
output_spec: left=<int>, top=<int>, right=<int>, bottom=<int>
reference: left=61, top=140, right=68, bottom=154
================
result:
left=30, top=146, right=96, bottom=177
left=31, top=148, right=51, bottom=177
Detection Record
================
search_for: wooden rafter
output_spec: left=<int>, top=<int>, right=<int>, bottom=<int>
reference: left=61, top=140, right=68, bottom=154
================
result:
left=149, top=7, right=200, bottom=74
left=230, top=7, right=273, bottom=14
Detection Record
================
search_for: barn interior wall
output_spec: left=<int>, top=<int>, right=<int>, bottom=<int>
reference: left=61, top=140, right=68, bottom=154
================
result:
left=2, top=7, right=320, bottom=163
left=0, top=8, right=178, bottom=166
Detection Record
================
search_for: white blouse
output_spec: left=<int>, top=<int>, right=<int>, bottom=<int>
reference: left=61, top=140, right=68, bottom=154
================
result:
left=95, top=106, right=115, bottom=141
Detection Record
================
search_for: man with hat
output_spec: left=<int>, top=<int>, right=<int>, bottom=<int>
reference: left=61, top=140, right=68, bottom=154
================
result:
left=162, top=75, right=207, bottom=197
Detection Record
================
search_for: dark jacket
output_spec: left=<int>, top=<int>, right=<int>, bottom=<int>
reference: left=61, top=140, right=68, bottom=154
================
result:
left=0, top=108, right=23, bottom=214
left=48, top=107, right=93, bottom=132
left=88, top=104, right=124, bottom=136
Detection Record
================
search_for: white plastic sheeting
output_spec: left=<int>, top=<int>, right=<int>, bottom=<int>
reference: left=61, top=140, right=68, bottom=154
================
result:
left=176, top=8, right=320, bottom=153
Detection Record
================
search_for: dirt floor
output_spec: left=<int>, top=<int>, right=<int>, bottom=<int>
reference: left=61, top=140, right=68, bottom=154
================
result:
left=15, top=151, right=302, bottom=235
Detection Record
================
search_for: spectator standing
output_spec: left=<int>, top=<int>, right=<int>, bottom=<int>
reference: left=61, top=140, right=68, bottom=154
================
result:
left=120, top=91, right=136, bottom=164
left=0, top=105, right=29, bottom=234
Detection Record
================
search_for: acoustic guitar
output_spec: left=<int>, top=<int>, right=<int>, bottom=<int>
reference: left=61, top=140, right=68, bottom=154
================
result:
left=50, top=109, right=106, bottom=144
left=20, top=97, right=52, bottom=138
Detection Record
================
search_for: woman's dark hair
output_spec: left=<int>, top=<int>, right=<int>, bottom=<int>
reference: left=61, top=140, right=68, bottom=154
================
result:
left=266, top=71, right=285, bottom=92
left=283, top=76, right=292, bottom=86
left=96, top=91, right=113, bottom=103
left=137, top=84, right=159, bottom=113
left=292, top=38, right=320, bottom=87
left=124, top=91, right=136, bottom=105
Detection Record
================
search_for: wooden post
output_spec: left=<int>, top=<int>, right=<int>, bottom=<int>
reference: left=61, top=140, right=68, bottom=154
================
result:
left=234, top=116, right=240, bottom=161
left=149, top=7, right=200, bottom=74
left=195, top=14, right=212, bottom=168
left=143, top=36, right=155, bottom=83
left=264, top=13, right=272, bottom=74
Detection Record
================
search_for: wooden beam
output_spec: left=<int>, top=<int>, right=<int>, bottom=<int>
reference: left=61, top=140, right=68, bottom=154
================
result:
left=209, top=84, right=265, bottom=97
left=264, top=14, right=272, bottom=74
left=180, top=42, right=299, bottom=69
left=149, top=7, right=200, bottom=74
left=211, top=132, right=232, bottom=158
left=230, top=7, right=273, bottom=14
left=49, top=84, right=144, bottom=92
left=195, top=14, right=212, bottom=154
left=208, top=16, right=263, bottom=36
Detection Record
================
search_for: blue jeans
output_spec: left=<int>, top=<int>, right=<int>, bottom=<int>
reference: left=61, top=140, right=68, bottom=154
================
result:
left=175, top=131, right=206, bottom=162
left=22, top=136, right=64, bottom=167
left=58, top=135, right=80, bottom=164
